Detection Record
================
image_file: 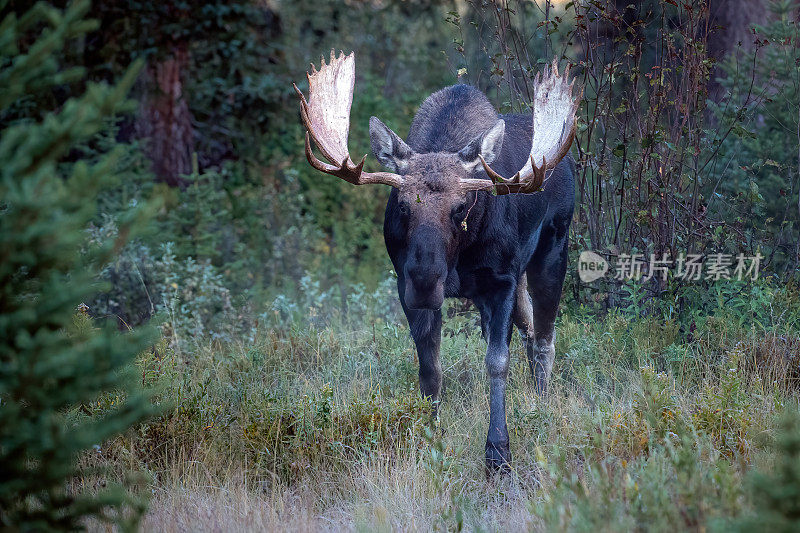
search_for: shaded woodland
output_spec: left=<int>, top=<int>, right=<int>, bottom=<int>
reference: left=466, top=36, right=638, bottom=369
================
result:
left=2, top=1, right=799, bottom=530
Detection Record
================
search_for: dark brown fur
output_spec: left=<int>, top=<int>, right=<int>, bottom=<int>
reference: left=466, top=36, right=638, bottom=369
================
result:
left=371, top=84, right=575, bottom=472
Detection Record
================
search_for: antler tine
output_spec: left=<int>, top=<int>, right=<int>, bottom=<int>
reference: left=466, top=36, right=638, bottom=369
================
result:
left=474, top=154, right=545, bottom=195
left=295, top=82, right=342, bottom=168
left=479, top=154, right=508, bottom=184
left=294, top=51, right=404, bottom=189
left=304, top=132, right=345, bottom=176
left=531, top=156, right=546, bottom=191
left=475, top=57, right=580, bottom=195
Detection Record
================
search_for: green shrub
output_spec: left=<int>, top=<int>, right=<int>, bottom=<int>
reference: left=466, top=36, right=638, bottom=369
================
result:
left=0, top=2, right=158, bottom=529
left=709, top=0, right=800, bottom=274
left=729, top=408, right=800, bottom=532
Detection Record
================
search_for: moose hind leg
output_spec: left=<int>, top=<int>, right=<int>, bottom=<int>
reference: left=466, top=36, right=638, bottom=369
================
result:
left=526, top=242, right=568, bottom=396
left=528, top=281, right=561, bottom=396
left=530, top=328, right=556, bottom=396
left=513, top=274, right=536, bottom=366
left=515, top=274, right=554, bottom=396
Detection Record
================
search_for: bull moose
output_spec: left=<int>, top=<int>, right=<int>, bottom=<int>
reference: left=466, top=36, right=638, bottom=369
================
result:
left=293, top=51, right=580, bottom=472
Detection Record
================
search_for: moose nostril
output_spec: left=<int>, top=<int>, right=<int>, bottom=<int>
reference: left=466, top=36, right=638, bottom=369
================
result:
left=405, top=263, right=439, bottom=290
left=404, top=276, right=444, bottom=310
left=409, top=270, right=434, bottom=288
left=414, top=248, right=436, bottom=265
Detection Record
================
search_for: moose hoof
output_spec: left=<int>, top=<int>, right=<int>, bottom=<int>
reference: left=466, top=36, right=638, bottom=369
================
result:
left=485, top=440, right=511, bottom=475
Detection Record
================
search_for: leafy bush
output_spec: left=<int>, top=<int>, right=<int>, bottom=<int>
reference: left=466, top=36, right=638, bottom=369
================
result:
left=91, top=237, right=235, bottom=351
left=269, top=273, right=400, bottom=328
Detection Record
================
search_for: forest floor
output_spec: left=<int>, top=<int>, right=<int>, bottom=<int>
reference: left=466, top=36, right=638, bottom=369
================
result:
left=88, top=307, right=798, bottom=531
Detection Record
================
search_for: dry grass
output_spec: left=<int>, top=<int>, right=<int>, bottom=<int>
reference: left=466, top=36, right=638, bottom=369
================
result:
left=139, top=454, right=541, bottom=532
left=82, top=305, right=800, bottom=531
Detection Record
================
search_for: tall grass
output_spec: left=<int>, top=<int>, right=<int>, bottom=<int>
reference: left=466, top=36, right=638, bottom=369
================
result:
left=78, top=288, right=800, bottom=531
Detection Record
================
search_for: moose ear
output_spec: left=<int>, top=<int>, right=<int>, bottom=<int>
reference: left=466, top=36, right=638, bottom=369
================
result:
left=458, top=119, right=505, bottom=172
left=370, top=116, right=413, bottom=173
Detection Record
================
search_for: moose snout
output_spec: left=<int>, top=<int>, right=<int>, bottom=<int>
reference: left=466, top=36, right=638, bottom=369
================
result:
left=403, top=226, right=448, bottom=310
left=404, top=275, right=444, bottom=310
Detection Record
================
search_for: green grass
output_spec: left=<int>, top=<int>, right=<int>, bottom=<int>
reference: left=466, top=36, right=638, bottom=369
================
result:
left=81, top=304, right=800, bottom=531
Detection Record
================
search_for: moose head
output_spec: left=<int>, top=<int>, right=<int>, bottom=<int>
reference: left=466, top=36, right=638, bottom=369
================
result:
left=293, top=51, right=579, bottom=311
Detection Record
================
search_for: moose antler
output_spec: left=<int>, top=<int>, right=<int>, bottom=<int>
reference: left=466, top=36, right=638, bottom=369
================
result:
left=480, top=59, right=581, bottom=194
left=293, top=51, right=404, bottom=188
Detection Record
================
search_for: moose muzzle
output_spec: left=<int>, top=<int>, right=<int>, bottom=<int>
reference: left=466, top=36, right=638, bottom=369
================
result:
left=403, top=225, right=447, bottom=310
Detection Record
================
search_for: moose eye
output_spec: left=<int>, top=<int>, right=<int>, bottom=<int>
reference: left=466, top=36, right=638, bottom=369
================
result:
left=451, top=203, right=467, bottom=221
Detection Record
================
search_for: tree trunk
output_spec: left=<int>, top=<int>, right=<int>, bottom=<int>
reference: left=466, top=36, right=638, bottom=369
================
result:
left=137, top=45, right=194, bottom=188
left=706, top=0, right=769, bottom=102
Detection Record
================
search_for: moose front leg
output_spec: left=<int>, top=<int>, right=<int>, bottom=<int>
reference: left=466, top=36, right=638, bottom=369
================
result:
left=412, top=309, right=443, bottom=411
left=479, top=285, right=516, bottom=473
left=399, top=280, right=443, bottom=414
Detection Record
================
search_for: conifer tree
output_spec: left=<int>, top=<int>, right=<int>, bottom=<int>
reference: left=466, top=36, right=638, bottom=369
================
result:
left=0, top=1, right=158, bottom=529
left=732, top=409, right=800, bottom=532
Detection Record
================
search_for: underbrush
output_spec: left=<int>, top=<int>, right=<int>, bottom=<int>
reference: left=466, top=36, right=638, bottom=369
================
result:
left=75, top=294, right=800, bottom=531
